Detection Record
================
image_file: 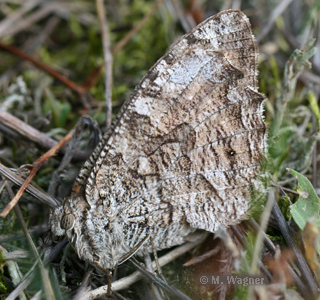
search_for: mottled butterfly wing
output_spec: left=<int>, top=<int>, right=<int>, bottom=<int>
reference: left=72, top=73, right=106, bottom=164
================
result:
left=50, top=10, right=266, bottom=270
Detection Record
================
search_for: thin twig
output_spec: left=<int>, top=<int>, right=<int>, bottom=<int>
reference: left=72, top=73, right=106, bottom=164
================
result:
left=231, top=224, right=273, bottom=282
left=0, top=42, right=88, bottom=96
left=0, top=111, right=94, bottom=161
left=0, top=110, right=86, bottom=159
left=0, top=110, right=60, bottom=149
left=96, top=0, right=112, bottom=128
left=278, top=186, right=300, bottom=195
left=0, top=224, right=48, bottom=243
left=0, top=129, right=74, bottom=217
left=247, top=219, right=276, bottom=255
left=72, top=268, right=94, bottom=300
left=168, top=0, right=195, bottom=33
left=143, top=253, right=165, bottom=300
left=5, top=270, right=34, bottom=300
left=0, top=0, right=67, bottom=38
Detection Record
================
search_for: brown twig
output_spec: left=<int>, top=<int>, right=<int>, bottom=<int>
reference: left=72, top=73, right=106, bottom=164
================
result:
left=73, top=268, right=94, bottom=300
left=0, top=41, right=88, bottom=97
left=0, top=129, right=74, bottom=217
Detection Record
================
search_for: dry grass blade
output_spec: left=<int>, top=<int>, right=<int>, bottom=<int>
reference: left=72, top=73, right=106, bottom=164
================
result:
left=0, top=163, right=58, bottom=207
left=256, top=0, right=294, bottom=42
left=250, top=189, right=276, bottom=274
left=0, top=0, right=43, bottom=37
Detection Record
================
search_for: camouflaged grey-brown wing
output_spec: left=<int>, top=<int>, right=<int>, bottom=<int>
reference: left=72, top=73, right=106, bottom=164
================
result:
left=84, top=10, right=266, bottom=234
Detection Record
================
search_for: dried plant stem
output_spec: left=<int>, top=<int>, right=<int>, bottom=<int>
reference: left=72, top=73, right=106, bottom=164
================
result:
left=96, top=0, right=112, bottom=128
left=0, top=0, right=43, bottom=37
left=0, top=110, right=59, bottom=149
left=0, top=111, right=89, bottom=160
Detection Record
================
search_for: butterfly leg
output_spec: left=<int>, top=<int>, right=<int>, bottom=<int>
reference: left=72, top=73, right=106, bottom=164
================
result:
left=118, top=234, right=150, bottom=265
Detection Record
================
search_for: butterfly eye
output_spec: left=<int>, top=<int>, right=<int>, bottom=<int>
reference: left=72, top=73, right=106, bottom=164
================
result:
left=60, top=214, right=75, bottom=230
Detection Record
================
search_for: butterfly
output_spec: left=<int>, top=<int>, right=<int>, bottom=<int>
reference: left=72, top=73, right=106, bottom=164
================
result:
left=50, top=9, right=266, bottom=270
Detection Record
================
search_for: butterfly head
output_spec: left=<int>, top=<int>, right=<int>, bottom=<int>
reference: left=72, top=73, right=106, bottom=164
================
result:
left=49, top=193, right=89, bottom=237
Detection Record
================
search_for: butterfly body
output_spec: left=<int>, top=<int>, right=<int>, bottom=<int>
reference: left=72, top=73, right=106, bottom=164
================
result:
left=50, top=10, right=266, bottom=270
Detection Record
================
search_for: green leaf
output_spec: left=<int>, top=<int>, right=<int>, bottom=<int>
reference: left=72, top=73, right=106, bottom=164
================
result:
left=308, top=91, right=320, bottom=121
left=44, top=88, right=71, bottom=128
left=69, top=14, right=84, bottom=38
left=289, top=168, right=320, bottom=230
